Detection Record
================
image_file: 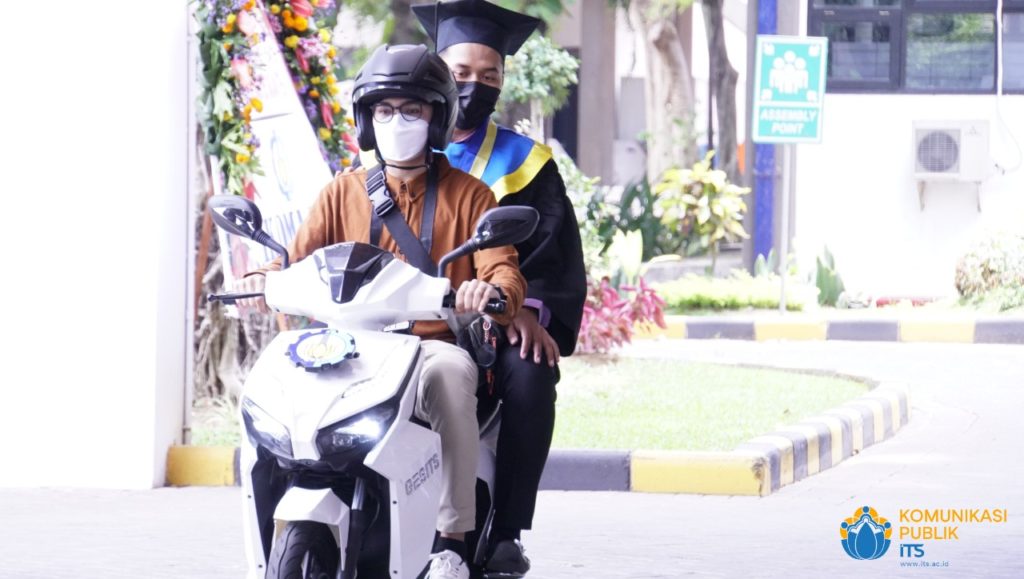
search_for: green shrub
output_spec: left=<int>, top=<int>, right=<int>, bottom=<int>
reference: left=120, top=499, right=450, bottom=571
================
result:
left=654, top=271, right=817, bottom=313
left=955, top=230, right=1024, bottom=299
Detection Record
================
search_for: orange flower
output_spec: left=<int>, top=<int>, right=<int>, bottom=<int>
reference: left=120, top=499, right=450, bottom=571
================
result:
left=292, top=16, right=309, bottom=32
left=221, top=22, right=235, bottom=34
left=327, top=47, right=337, bottom=59
left=341, top=157, right=352, bottom=167
left=222, top=42, right=232, bottom=51
left=243, top=0, right=255, bottom=10
left=243, top=104, right=253, bottom=121
left=331, top=101, right=341, bottom=114
left=309, top=89, right=320, bottom=99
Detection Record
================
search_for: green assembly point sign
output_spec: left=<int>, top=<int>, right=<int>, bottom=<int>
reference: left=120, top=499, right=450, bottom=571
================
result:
left=753, top=35, right=828, bottom=144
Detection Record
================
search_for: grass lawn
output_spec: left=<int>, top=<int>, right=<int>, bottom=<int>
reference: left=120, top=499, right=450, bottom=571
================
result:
left=553, top=357, right=869, bottom=452
left=190, top=357, right=870, bottom=452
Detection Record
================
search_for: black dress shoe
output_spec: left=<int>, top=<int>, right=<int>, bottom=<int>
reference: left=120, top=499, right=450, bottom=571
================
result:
left=483, top=539, right=530, bottom=578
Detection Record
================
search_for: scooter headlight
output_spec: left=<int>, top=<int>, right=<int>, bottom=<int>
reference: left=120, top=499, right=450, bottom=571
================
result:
left=316, top=405, right=397, bottom=459
left=241, top=397, right=293, bottom=459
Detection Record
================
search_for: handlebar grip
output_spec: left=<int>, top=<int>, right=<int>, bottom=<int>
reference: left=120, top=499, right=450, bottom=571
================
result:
left=208, top=292, right=264, bottom=305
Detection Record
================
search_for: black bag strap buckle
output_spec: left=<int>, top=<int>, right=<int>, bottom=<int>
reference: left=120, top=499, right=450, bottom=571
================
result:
left=366, top=167, right=395, bottom=217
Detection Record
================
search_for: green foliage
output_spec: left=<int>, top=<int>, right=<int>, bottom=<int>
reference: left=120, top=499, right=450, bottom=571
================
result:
left=654, top=270, right=816, bottom=312
left=502, top=35, right=579, bottom=115
left=955, top=230, right=1024, bottom=311
left=616, top=178, right=685, bottom=261
left=496, top=0, right=570, bottom=25
left=654, top=151, right=750, bottom=268
left=815, top=246, right=845, bottom=306
left=556, top=152, right=617, bottom=277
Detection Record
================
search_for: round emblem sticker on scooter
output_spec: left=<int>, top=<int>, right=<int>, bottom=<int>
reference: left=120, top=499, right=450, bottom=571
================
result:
left=287, top=329, right=358, bottom=372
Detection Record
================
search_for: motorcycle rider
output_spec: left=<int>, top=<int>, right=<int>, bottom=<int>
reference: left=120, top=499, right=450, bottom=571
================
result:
left=411, top=1, right=588, bottom=576
left=233, top=43, right=526, bottom=579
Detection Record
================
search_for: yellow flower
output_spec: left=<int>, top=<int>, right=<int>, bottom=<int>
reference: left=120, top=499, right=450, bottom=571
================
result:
left=221, top=22, right=235, bottom=34
left=243, top=0, right=255, bottom=10
left=341, top=157, right=352, bottom=167
left=329, top=86, right=339, bottom=95
left=222, top=42, right=232, bottom=51
left=243, top=133, right=253, bottom=141
left=270, top=4, right=281, bottom=15
left=309, top=89, right=320, bottom=99
left=327, top=74, right=337, bottom=84
left=318, top=127, right=331, bottom=141
left=292, top=16, right=309, bottom=32
left=319, top=29, right=331, bottom=43
left=284, top=35, right=300, bottom=49
left=226, top=13, right=237, bottom=24
left=310, top=76, right=322, bottom=85
left=235, top=152, right=250, bottom=164
left=331, top=101, right=341, bottom=114
left=327, top=47, right=337, bottom=59
left=345, top=116, right=355, bottom=127
left=250, top=97, right=263, bottom=112
left=222, top=111, right=233, bottom=121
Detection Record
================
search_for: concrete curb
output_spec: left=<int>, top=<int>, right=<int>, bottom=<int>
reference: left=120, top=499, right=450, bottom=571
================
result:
left=635, top=315, right=1024, bottom=344
left=167, top=385, right=910, bottom=497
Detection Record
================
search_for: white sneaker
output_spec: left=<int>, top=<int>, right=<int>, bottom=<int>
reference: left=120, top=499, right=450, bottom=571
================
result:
left=426, top=549, right=469, bottom=579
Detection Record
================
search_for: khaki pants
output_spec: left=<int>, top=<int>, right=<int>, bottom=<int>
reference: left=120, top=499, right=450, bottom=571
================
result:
left=415, top=339, right=479, bottom=534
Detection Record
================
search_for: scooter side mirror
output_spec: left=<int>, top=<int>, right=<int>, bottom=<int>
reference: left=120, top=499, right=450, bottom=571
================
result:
left=435, top=206, right=540, bottom=278
left=208, top=195, right=263, bottom=239
left=469, top=206, right=540, bottom=251
left=207, top=194, right=290, bottom=268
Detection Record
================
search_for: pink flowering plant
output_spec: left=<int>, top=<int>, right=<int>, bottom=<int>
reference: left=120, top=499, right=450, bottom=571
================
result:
left=577, top=277, right=667, bottom=355
left=195, top=0, right=267, bottom=196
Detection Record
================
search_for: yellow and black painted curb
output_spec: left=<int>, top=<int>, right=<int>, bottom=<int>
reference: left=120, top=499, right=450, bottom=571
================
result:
left=634, top=315, right=1024, bottom=344
left=167, top=385, right=910, bottom=496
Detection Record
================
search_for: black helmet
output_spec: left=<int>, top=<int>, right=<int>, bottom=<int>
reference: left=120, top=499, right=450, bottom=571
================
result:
left=352, top=44, right=459, bottom=153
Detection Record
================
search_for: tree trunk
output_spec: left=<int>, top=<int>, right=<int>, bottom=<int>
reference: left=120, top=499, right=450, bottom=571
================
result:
left=702, top=0, right=739, bottom=181
left=629, top=0, right=697, bottom=183
left=388, top=0, right=425, bottom=45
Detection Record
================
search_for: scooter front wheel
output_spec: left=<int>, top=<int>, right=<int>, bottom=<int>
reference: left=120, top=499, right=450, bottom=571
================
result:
left=265, top=521, right=339, bottom=579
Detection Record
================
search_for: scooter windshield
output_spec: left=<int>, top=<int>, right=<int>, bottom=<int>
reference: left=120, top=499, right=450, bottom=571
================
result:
left=314, top=242, right=395, bottom=304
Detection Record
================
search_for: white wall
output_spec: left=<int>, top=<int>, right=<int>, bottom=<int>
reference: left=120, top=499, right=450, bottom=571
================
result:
left=794, top=95, right=1024, bottom=298
left=0, top=2, right=187, bottom=488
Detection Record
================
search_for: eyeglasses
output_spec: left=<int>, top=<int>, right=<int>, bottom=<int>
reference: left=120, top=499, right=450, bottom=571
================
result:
left=372, top=101, right=426, bottom=123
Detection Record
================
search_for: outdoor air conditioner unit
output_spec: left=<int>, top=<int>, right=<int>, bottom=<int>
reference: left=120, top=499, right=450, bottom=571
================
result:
left=912, top=120, right=990, bottom=211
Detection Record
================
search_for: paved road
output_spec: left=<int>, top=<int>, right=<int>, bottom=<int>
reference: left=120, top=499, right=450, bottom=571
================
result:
left=1, top=341, right=1021, bottom=578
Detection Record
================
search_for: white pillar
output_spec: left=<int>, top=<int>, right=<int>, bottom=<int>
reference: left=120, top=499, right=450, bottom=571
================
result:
left=0, top=1, right=188, bottom=488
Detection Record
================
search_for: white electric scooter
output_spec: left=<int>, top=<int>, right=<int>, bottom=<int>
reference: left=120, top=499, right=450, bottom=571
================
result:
left=207, top=195, right=538, bottom=579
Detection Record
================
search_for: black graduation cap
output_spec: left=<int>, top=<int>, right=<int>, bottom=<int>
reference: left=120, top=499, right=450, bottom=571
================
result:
left=411, top=0, right=542, bottom=58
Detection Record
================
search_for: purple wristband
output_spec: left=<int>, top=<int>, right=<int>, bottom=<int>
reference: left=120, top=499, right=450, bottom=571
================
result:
left=523, top=298, right=551, bottom=328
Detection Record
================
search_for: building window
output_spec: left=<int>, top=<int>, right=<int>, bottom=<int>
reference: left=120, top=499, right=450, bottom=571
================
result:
left=1006, top=12, right=1024, bottom=90
left=905, top=13, right=995, bottom=91
left=809, top=0, right=1024, bottom=93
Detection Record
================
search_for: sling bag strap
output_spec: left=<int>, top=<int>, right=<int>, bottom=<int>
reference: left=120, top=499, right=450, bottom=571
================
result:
left=366, top=163, right=439, bottom=276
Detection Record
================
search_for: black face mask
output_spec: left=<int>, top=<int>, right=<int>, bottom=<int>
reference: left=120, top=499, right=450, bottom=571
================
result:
left=455, top=81, right=501, bottom=131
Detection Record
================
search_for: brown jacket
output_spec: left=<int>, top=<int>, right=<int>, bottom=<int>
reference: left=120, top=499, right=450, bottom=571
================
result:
left=254, top=156, right=526, bottom=342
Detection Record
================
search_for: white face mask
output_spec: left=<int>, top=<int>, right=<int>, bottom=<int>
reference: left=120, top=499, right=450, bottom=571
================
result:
left=373, top=116, right=429, bottom=163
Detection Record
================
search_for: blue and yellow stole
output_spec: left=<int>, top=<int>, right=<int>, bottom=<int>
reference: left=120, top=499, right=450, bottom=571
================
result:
left=444, top=121, right=552, bottom=201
